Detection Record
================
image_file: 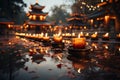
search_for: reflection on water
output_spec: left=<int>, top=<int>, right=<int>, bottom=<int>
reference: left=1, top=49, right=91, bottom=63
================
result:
left=0, top=36, right=120, bottom=80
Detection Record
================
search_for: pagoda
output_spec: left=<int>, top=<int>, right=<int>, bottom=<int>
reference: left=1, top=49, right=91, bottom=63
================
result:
left=26, top=0, right=53, bottom=33
left=67, top=13, right=86, bottom=31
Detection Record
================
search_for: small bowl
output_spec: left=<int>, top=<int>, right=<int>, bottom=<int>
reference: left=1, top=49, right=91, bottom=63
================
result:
left=68, top=46, right=91, bottom=59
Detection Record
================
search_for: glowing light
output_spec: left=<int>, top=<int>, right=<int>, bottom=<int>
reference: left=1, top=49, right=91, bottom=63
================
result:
left=78, top=68, right=81, bottom=73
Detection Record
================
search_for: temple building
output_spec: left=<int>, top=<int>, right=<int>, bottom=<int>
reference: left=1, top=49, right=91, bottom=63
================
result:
left=67, top=13, right=87, bottom=32
left=25, top=0, right=53, bottom=33
left=87, top=0, right=120, bottom=32
left=0, top=17, right=14, bottom=35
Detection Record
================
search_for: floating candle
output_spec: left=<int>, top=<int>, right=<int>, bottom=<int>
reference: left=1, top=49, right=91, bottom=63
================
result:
left=53, top=33, right=62, bottom=43
left=72, top=34, right=86, bottom=49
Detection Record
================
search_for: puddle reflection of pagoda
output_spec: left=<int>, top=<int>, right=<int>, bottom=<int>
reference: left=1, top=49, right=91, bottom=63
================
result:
left=26, top=0, right=53, bottom=33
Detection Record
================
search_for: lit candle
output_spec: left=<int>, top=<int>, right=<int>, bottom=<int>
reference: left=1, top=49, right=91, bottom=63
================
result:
left=91, top=32, right=98, bottom=39
left=72, top=34, right=86, bottom=49
left=43, top=33, right=49, bottom=41
left=103, top=33, right=109, bottom=39
left=53, top=33, right=62, bottom=43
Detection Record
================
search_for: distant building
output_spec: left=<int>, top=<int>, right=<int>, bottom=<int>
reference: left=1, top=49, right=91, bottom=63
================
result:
left=25, top=1, right=53, bottom=33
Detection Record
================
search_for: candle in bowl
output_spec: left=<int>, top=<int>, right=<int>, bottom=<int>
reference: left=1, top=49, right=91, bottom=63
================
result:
left=102, top=33, right=109, bottom=40
left=43, top=33, right=50, bottom=41
left=91, top=32, right=98, bottom=40
left=53, top=34, right=62, bottom=43
left=72, top=34, right=86, bottom=49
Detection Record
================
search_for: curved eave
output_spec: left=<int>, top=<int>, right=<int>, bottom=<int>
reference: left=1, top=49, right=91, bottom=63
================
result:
left=0, top=18, right=14, bottom=24
left=67, top=18, right=83, bottom=21
left=0, top=22, right=14, bottom=24
left=26, top=21, right=53, bottom=26
left=29, top=12, right=48, bottom=16
left=30, top=3, right=45, bottom=10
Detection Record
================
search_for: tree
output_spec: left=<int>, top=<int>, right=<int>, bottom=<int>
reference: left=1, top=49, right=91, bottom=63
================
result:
left=47, top=5, right=70, bottom=24
left=0, top=0, right=26, bottom=22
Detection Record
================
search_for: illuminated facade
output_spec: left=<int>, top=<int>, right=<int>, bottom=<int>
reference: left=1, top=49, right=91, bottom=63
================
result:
left=26, top=1, right=52, bottom=33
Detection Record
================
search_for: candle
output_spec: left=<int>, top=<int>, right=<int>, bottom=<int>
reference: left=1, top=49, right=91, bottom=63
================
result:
left=53, top=33, right=62, bottom=43
left=91, top=32, right=98, bottom=39
left=43, top=33, right=49, bottom=41
left=72, top=34, right=86, bottom=49
left=103, top=33, right=109, bottom=39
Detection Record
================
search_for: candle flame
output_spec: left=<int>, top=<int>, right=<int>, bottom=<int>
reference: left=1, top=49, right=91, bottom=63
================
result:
left=95, top=32, right=98, bottom=34
left=45, top=33, right=48, bottom=37
left=78, top=68, right=81, bottom=73
left=119, top=47, right=120, bottom=51
left=78, top=34, right=81, bottom=38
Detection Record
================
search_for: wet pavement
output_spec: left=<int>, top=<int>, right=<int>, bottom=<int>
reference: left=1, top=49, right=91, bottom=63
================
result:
left=0, top=35, right=120, bottom=80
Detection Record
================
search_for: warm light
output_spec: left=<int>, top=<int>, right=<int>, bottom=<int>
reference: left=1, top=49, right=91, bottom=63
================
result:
left=72, top=34, right=86, bottom=49
left=33, top=15, right=36, bottom=20
left=79, top=32, right=84, bottom=37
left=90, top=19, right=93, bottom=25
left=103, top=33, right=109, bottom=38
left=8, top=24, right=11, bottom=28
left=43, top=33, right=49, bottom=41
left=53, top=33, right=62, bottom=43
left=91, top=43, right=98, bottom=50
left=116, top=33, right=120, bottom=38
left=29, top=15, right=32, bottom=19
left=85, top=33, right=89, bottom=37
left=72, top=33, right=75, bottom=37
left=40, top=16, right=45, bottom=20
left=105, top=15, right=109, bottom=24
left=91, top=32, right=98, bottom=38
left=78, top=68, right=81, bottom=73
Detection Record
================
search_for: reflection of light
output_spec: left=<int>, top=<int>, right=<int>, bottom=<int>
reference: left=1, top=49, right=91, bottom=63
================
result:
left=103, top=44, right=109, bottom=49
left=78, top=68, right=81, bottom=73
left=91, top=43, right=98, bottom=49
left=119, top=48, right=120, bottom=51
left=57, top=55, right=62, bottom=61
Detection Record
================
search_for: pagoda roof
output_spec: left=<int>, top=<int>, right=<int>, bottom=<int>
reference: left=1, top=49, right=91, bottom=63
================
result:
left=31, top=3, right=45, bottom=10
left=0, top=17, right=14, bottom=24
left=26, top=20, right=53, bottom=26
left=67, top=13, right=84, bottom=22
left=87, top=9, right=107, bottom=19
left=67, top=20, right=85, bottom=26
left=29, top=11, right=48, bottom=16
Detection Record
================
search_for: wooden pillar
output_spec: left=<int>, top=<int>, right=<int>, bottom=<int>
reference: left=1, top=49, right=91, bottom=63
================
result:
left=115, top=17, right=120, bottom=32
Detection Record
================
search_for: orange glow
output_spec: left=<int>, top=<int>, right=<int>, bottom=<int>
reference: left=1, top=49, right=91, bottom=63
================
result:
left=91, top=32, right=98, bottom=38
left=116, top=33, right=120, bottom=38
left=103, top=33, right=109, bottom=38
left=29, top=15, right=32, bottom=19
left=8, top=24, right=11, bottom=28
left=43, top=33, right=49, bottom=41
left=79, top=32, right=84, bottom=37
left=90, top=19, right=93, bottom=25
left=33, top=15, right=36, bottom=20
left=105, top=15, right=110, bottom=24
left=72, top=34, right=86, bottom=49
left=53, top=33, right=62, bottom=43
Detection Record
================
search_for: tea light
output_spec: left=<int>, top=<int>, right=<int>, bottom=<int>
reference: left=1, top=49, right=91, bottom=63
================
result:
left=72, top=34, right=86, bottom=49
